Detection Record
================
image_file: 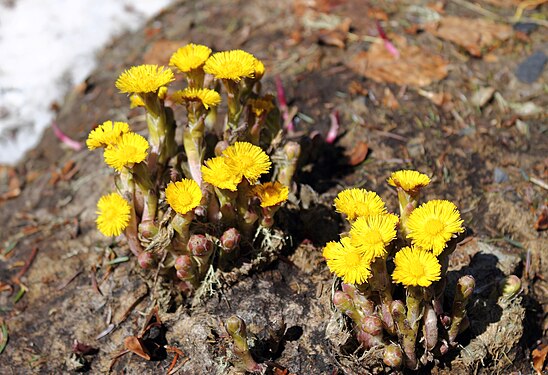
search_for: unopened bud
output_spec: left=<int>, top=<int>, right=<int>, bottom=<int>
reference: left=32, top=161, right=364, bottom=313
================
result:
left=283, top=141, right=301, bottom=160
left=390, top=300, right=406, bottom=318
left=221, top=228, right=241, bottom=252
left=457, top=275, right=475, bottom=299
left=226, top=315, right=246, bottom=337
left=332, top=291, right=353, bottom=313
left=174, top=255, right=193, bottom=272
left=383, top=344, right=403, bottom=368
left=498, top=275, right=521, bottom=299
left=176, top=268, right=193, bottom=281
left=188, top=234, right=213, bottom=257
left=215, top=140, right=229, bottom=156
left=137, top=252, right=156, bottom=269
left=361, top=316, right=383, bottom=336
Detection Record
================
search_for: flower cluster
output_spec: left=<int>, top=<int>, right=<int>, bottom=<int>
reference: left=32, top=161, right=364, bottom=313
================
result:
left=88, top=44, right=298, bottom=297
left=324, top=170, right=470, bottom=369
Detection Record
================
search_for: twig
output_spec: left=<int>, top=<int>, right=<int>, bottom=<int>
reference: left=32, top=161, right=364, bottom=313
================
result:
left=51, top=122, right=83, bottom=151
left=90, top=266, right=103, bottom=296
left=12, top=247, right=38, bottom=282
left=451, top=0, right=548, bottom=27
left=530, top=176, right=548, bottom=190
left=275, top=76, right=295, bottom=133
left=56, top=268, right=83, bottom=290
left=326, top=110, right=340, bottom=144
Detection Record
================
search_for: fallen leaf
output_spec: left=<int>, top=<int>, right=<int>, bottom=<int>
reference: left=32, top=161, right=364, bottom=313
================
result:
left=347, top=35, right=448, bottom=87
left=143, top=39, right=187, bottom=65
left=367, top=8, right=388, bottom=21
left=534, top=205, right=548, bottom=231
left=417, top=89, right=452, bottom=107
left=382, top=88, right=399, bottom=109
left=124, top=336, right=151, bottom=360
left=471, top=87, right=496, bottom=107
left=425, top=17, right=512, bottom=56
left=346, top=141, right=369, bottom=166
left=0, top=166, right=21, bottom=202
left=532, top=343, right=548, bottom=374
left=483, top=0, right=520, bottom=7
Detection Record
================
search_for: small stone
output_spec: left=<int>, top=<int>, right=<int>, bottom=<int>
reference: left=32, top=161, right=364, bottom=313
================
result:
left=512, top=22, right=538, bottom=35
left=493, top=167, right=509, bottom=184
left=515, top=51, right=547, bottom=84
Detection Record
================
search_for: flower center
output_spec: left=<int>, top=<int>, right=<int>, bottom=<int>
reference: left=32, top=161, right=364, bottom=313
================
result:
left=345, top=252, right=363, bottom=267
left=424, top=219, right=444, bottom=236
left=366, top=230, right=383, bottom=244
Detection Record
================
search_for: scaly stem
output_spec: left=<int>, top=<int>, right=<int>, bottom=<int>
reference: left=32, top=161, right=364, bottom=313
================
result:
left=118, top=169, right=143, bottom=256
left=448, top=275, right=475, bottom=344
left=391, top=300, right=417, bottom=369
left=370, top=258, right=395, bottom=335
left=396, top=187, right=419, bottom=238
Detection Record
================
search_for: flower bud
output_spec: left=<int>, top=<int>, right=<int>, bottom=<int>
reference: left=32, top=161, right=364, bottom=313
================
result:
left=220, top=228, right=241, bottom=252
left=456, top=275, right=475, bottom=299
left=332, top=291, right=353, bottom=313
left=174, top=255, right=193, bottom=272
left=176, top=268, right=193, bottom=281
left=215, top=140, right=229, bottom=156
left=137, top=252, right=156, bottom=269
left=361, top=316, right=383, bottom=336
left=188, top=234, right=213, bottom=257
left=383, top=344, right=403, bottom=368
left=498, top=275, right=521, bottom=300
left=390, top=300, right=406, bottom=318
left=283, top=141, right=301, bottom=160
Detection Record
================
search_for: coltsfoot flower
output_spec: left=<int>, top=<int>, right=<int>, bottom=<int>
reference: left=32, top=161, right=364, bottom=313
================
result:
left=165, top=178, right=202, bottom=215
left=103, top=132, right=149, bottom=171
left=392, top=246, right=441, bottom=287
left=96, top=193, right=131, bottom=236
left=254, top=58, right=265, bottom=79
left=223, top=142, right=271, bottom=184
left=252, top=181, right=289, bottom=207
left=86, top=121, right=130, bottom=150
left=171, top=88, right=221, bottom=110
left=115, top=64, right=174, bottom=94
left=169, top=43, right=212, bottom=72
left=323, top=237, right=371, bottom=285
left=334, top=188, right=387, bottom=221
left=406, top=200, right=464, bottom=256
left=129, top=86, right=168, bottom=108
left=201, top=156, right=241, bottom=191
left=388, top=170, right=430, bottom=193
left=248, top=96, right=275, bottom=117
left=204, top=50, right=257, bottom=82
left=350, top=213, right=399, bottom=260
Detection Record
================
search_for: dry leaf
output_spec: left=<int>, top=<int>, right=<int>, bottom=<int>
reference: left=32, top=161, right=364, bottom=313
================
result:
left=382, top=88, right=400, bottom=109
left=143, top=39, right=187, bottom=65
left=346, top=141, right=369, bottom=166
left=124, top=336, right=151, bottom=360
left=534, top=205, right=548, bottom=231
left=417, top=89, right=452, bottom=107
left=347, top=35, right=448, bottom=87
left=0, top=166, right=21, bottom=202
left=425, top=17, right=512, bottom=56
left=367, top=8, right=388, bottom=21
left=532, top=343, right=548, bottom=374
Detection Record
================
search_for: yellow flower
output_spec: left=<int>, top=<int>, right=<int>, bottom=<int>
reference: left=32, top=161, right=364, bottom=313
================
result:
left=392, top=246, right=441, bottom=287
left=103, top=132, right=149, bottom=171
left=115, top=65, right=174, bottom=94
left=223, top=142, right=271, bottom=184
left=388, top=170, right=430, bottom=192
left=248, top=96, right=275, bottom=117
left=171, top=88, right=221, bottom=110
left=253, top=181, right=289, bottom=207
left=334, top=188, right=387, bottom=221
left=350, top=214, right=398, bottom=260
left=406, top=200, right=465, bottom=256
left=169, top=43, right=212, bottom=72
left=131, top=86, right=168, bottom=108
left=203, top=50, right=257, bottom=82
left=96, top=193, right=131, bottom=236
left=254, top=58, right=265, bottom=79
left=86, top=121, right=130, bottom=150
left=165, top=179, right=202, bottom=215
left=201, top=156, right=241, bottom=191
left=323, top=237, right=371, bottom=285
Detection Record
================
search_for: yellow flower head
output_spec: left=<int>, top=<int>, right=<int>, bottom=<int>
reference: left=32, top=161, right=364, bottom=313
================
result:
left=406, top=200, right=465, bottom=256
left=96, top=193, right=131, bottom=236
left=392, top=246, right=441, bottom=287
left=171, top=88, right=221, bottom=110
left=223, top=142, right=271, bottom=184
left=201, top=156, right=241, bottom=191
left=103, top=132, right=149, bottom=171
left=350, top=213, right=399, bottom=260
left=254, top=58, right=265, bottom=79
left=388, top=170, right=430, bottom=193
left=115, top=65, right=174, bottom=94
left=169, top=43, right=212, bottom=72
left=165, top=179, right=202, bottom=215
left=323, top=237, right=371, bottom=285
left=334, top=188, right=387, bottom=221
left=87, top=121, right=130, bottom=150
left=203, top=50, right=257, bottom=82
left=253, top=181, right=289, bottom=207
left=248, top=96, right=275, bottom=117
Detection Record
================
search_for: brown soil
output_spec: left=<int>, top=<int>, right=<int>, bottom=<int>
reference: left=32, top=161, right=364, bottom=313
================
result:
left=0, top=0, right=546, bottom=374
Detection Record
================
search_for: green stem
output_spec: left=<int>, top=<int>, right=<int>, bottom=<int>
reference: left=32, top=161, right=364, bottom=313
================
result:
left=448, top=275, right=475, bottom=344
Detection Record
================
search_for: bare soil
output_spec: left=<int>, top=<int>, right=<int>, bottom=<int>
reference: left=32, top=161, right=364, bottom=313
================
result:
left=0, top=0, right=546, bottom=374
